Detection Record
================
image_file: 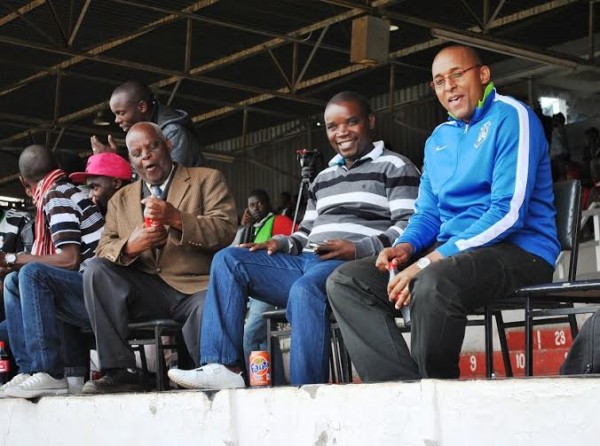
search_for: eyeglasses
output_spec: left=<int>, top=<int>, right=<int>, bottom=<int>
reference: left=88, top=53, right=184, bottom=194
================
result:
left=430, top=64, right=481, bottom=90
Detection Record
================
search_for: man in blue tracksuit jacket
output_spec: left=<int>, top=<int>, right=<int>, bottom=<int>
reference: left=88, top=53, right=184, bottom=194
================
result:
left=327, top=45, right=560, bottom=380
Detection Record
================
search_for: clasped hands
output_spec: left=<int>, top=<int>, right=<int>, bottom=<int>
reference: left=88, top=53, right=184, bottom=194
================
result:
left=124, top=197, right=182, bottom=257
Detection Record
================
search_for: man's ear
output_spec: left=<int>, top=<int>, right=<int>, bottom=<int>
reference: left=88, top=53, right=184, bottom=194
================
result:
left=113, top=178, right=123, bottom=190
left=479, top=65, right=491, bottom=85
left=138, top=100, right=149, bottom=114
left=166, top=138, right=173, bottom=153
left=368, top=113, right=376, bottom=131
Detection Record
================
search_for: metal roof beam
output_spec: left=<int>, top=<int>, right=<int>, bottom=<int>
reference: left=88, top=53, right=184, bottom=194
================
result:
left=0, top=0, right=392, bottom=144
left=190, top=0, right=582, bottom=124
left=0, top=0, right=46, bottom=28
left=67, top=0, right=92, bottom=47
left=1, top=0, right=59, bottom=46
left=0, top=34, right=325, bottom=106
left=111, top=0, right=349, bottom=56
left=45, top=0, right=69, bottom=45
left=0, top=0, right=222, bottom=98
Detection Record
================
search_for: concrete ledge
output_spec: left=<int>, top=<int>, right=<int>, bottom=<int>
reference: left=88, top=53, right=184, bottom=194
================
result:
left=1, top=377, right=599, bottom=445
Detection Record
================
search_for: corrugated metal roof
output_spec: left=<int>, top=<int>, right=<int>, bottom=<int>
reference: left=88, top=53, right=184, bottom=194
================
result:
left=0, top=0, right=597, bottom=199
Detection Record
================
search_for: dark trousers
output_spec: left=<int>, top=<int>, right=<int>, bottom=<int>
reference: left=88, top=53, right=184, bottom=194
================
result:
left=83, top=258, right=205, bottom=370
left=326, top=243, right=554, bottom=381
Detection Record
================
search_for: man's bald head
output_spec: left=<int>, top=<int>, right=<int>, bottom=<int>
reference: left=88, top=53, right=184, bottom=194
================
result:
left=125, top=122, right=168, bottom=148
left=432, top=45, right=482, bottom=68
left=126, top=122, right=173, bottom=185
left=19, top=144, right=59, bottom=181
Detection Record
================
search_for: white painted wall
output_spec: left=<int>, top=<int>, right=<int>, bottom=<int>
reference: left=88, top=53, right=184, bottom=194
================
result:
left=1, top=378, right=599, bottom=446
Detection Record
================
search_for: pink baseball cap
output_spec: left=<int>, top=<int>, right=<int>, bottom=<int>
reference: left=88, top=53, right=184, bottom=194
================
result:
left=70, top=152, right=132, bottom=184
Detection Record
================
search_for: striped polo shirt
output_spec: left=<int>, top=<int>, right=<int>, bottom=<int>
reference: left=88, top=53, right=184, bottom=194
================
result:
left=42, top=179, right=104, bottom=271
left=275, top=140, right=421, bottom=258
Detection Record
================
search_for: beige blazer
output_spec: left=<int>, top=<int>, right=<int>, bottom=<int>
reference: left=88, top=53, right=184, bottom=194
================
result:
left=96, top=165, right=237, bottom=294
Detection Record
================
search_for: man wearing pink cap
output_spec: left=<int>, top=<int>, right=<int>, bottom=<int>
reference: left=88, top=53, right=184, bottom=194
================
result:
left=70, top=152, right=132, bottom=215
left=0, top=149, right=131, bottom=399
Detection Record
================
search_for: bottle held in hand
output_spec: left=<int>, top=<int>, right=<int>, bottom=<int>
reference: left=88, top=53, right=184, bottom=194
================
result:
left=143, top=209, right=159, bottom=228
left=388, top=266, right=411, bottom=328
left=144, top=188, right=163, bottom=227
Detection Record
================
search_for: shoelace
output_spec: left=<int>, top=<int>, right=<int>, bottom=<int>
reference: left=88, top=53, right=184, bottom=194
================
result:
left=0, top=374, right=30, bottom=390
left=20, top=373, right=52, bottom=389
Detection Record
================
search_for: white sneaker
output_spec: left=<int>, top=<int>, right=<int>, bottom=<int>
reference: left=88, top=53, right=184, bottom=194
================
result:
left=5, top=372, right=68, bottom=398
left=168, top=364, right=245, bottom=390
left=0, top=373, right=31, bottom=398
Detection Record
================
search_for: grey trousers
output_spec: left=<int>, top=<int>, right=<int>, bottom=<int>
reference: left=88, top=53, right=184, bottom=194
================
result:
left=83, top=258, right=205, bottom=370
left=326, top=243, right=554, bottom=381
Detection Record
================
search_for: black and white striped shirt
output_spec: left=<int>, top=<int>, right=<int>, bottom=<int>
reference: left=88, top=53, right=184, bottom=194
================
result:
left=276, top=141, right=421, bottom=258
left=42, top=179, right=104, bottom=271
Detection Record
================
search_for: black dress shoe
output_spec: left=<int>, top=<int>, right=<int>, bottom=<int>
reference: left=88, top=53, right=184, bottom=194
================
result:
left=82, top=369, right=144, bottom=394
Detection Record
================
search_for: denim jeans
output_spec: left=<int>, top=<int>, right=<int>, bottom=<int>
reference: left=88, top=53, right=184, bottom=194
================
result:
left=3, top=263, right=91, bottom=377
left=200, top=246, right=344, bottom=385
left=243, top=298, right=285, bottom=385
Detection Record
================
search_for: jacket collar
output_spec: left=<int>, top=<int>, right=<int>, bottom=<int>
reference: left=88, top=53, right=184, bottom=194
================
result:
left=448, top=83, right=495, bottom=127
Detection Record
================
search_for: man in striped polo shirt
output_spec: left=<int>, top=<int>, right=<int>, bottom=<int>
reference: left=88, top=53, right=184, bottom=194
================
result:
left=0, top=145, right=109, bottom=398
left=169, top=91, right=421, bottom=389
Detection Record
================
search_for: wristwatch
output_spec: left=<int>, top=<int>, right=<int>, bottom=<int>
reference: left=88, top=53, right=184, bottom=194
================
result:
left=416, top=257, right=431, bottom=270
left=4, top=253, right=17, bottom=268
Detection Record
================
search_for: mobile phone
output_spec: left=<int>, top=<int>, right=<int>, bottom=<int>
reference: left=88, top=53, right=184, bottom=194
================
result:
left=314, top=243, right=331, bottom=255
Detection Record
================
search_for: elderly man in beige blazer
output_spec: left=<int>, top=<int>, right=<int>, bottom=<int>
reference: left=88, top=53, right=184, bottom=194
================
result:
left=82, top=122, right=236, bottom=394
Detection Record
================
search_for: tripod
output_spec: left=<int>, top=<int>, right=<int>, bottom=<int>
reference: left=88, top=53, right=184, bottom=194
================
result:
left=291, top=173, right=312, bottom=233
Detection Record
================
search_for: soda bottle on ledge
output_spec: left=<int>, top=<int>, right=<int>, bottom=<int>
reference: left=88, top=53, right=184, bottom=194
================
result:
left=0, top=341, right=10, bottom=384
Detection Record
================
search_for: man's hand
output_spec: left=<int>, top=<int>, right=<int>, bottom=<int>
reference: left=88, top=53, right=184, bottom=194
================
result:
left=124, top=224, right=168, bottom=257
left=239, top=240, right=281, bottom=255
left=141, top=196, right=183, bottom=230
left=240, top=208, right=255, bottom=226
left=375, top=243, right=414, bottom=272
left=314, top=239, right=355, bottom=260
left=387, top=263, right=421, bottom=310
left=387, top=250, right=443, bottom=310
left=91, top=135, right=117, bottom=154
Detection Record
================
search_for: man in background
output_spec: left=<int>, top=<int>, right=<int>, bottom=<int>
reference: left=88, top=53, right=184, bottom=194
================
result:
left=91, top=80, right=203, bottom=167
left=235, top=189, right=294, bottom=384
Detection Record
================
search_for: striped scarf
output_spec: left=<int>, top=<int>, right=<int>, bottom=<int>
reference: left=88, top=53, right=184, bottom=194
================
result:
left=31, top=169, right=66, bottom=256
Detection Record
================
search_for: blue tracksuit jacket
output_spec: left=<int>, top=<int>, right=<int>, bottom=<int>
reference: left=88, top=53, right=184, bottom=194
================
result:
left=395, top=84, right=559, bottom=267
